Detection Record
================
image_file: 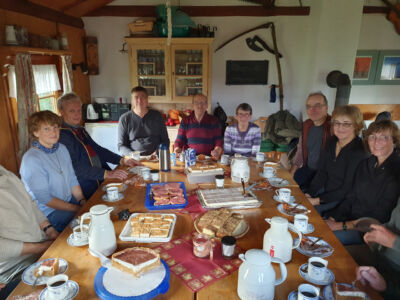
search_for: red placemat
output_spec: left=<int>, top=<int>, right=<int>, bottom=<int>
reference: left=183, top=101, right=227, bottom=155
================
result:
left=152, top=232, right=243, bottom=292
left=179, top=194, right=206, bottom=220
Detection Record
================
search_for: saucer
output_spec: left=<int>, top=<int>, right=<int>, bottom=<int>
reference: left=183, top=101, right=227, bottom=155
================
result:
left=268, top=177, right=290, bottom=187
left=22, top=258, right=68, bottom=286
left=288, top=290, right=322, bottom=300
left=301, top=223, right=315, bottom=234
left=67, top=233, right=88, bottom=247
left=299, top=263, right=335, bottom=286
left=102, top=192, right=124, bottom=202
left=259, top=173, right=276, bottom=180
left=273, top=195, right=296, bottom=204
left=295, top=236, right=334, bottom=258
left=39, top=280, right=79, bottom=300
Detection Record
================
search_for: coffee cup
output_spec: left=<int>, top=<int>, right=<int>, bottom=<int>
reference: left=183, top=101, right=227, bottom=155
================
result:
left=106, top=186, right=119, bottom=201
left=264, top=161, right=278, bottom=169
left=263, top=166, right=276, bottom=179
left=275, top=188, right=291, bottom=202
left=141, top=167, right=151, bottom=180
left=307, top=257, right=328, bottom=281
left=297, top=283, right=320, bottom=300
left=73, top=224, right=89, bottom=243
left=215, top=175, right=224, bottom=188
left=256, top=152, right=264, bottom=162
left=46, top=274, right=69, bottom=300
left=150, top=170, right=159, bottom=181
left=130, top=151, right=140, bottom=161
left=294, top=214, right=309, bottom=232
left=220, top=154, right=229, bottom=165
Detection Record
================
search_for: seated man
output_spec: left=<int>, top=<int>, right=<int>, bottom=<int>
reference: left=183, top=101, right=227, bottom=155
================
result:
left=118, top=86, right=169, bottom=156
left=224, top=103, right=261, bottom=157
left=0, top=165, right=58, bottom=299
left=174, top=94, right=223, bottom=158
left=290, top=92, right=331, bottom=191
left=58, top=92, right=141, bottom=199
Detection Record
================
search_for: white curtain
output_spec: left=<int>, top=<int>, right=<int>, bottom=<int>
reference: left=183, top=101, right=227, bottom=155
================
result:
left=61, top=55, right=73, bottom=92
left=32, top=65, right=61, bottom=95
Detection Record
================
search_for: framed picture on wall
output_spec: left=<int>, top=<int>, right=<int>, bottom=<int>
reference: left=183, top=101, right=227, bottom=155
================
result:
left=374, top=50, right=400, bottom=85
left=352, top=50, right=379, bottom=85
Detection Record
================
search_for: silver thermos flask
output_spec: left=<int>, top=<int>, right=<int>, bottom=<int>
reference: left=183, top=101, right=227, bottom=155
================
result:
left=159, top=144, right=171, bottom=172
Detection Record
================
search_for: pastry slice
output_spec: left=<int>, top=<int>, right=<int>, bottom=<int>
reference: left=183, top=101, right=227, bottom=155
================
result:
left=333, top=282, right=367, bottom=299
left=34, top=258, right=59, bottom=277
left=150, top=228, right=169, bottom=238
left=111, top=247, right=160, bottom=277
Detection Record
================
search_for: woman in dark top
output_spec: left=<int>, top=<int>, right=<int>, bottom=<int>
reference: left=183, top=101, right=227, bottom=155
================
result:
left=305, top=105, right=367, bottom=215
left=325, top=120, right=400, bottom=245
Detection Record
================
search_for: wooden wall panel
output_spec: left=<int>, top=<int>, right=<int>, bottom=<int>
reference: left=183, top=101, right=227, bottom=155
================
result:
left=351, top=104, right=400, bottom=121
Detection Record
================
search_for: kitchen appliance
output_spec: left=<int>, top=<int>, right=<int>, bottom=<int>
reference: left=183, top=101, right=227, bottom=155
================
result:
left=231, top=157, right=250, bottom=183
left=80, top=205, right=116, bottom=257
left=87, top=104, right=99, bottom=120
left=237, top=249, right=287, bottom=300
left=159, top=144, right=170, bottom=172
left=263, top=217, right=302, bottom=263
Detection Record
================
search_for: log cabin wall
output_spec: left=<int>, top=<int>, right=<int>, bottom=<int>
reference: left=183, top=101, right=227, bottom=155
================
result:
left=0, top=8, right=91, bottom=174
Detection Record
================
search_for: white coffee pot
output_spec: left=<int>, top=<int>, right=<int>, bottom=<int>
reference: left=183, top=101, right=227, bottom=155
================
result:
left=80, top=204, right=116, bottom=257
left=237, top=249, right=287, bottom=300
left=263, top=217, right=302, bottom=263
left=231, top=156, right=250, bottom=183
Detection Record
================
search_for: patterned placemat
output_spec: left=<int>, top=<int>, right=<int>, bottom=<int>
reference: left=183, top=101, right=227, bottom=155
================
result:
left=152, top=232, right=243, bottom=292
left=179, top=194, right=206, bottom=220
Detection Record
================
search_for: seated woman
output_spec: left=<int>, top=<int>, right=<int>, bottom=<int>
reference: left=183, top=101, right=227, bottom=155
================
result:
left=223, top=103, right=261, bottom=157
left=20, top=111, right=86, bottom=233
left=325, top=120, right=400, bottom=245
left=306, top=105, right=367, bottom=215
left=0, top=165, right=58, bottom=299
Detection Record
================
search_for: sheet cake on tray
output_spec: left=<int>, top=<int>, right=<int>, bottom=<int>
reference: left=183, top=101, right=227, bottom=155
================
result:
left=196, top=187, right=262, bottom=209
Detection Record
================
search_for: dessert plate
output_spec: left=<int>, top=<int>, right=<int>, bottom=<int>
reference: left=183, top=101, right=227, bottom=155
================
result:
left=268, top=177, right=290, bottom=187
left=277, top=203, right=309, bottom=216
left=295, top=236, right=334, bottom=258
left=273, top=195, right=296, bottom=204
left=287, top=290, right=322, bottom=300
left=299, top=263, right=335, bottom=286
left=102, top=192, right=124, bottom=202
left=22, top=258, right=68, bottom=286
left=67, top=233, right=89, bottom=247
left=323, top=283, right=370, bottom=300
left=39, top=280, right=79, bottom=300
left=193, top=214, right=250, bottom=239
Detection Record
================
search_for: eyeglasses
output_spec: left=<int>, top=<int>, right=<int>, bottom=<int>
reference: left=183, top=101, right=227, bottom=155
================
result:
left=367, top=135, right=392, bottom=143
left=332, top=121, right=353, bottom=129
left=306, top=104, right=326, bottom=110
left=237, top=112, right=251, bottom=117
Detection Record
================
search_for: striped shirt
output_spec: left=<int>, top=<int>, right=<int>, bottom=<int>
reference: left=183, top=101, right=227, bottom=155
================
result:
left=174, top=112, right=222, bottom=155
left=223, top=122, right=261, bottom=157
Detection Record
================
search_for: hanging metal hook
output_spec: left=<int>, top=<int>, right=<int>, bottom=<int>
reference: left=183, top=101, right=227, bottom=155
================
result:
left=119, top=42, right=128, bottom=54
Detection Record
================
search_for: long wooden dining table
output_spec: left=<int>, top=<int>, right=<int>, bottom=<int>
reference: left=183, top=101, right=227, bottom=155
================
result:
left=8, top=159, right=382, bottom=300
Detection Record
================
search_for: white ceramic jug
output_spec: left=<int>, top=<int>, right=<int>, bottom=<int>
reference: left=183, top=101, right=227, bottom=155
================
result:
left=80, top=205, right=116, bottom=257
left=237, top=249, right=287, bottom=300
left=263, top=217, right=302, bottom=263
left=231, top=157, right=250, bottom=183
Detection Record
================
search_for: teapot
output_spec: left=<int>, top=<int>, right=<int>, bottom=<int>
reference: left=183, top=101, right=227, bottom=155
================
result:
left=237, top=249, right=287, bottom=300
left=80, top=205, right=116, bottom=257
left=231, top=156, right=250, bottom=183
left=263, top=217, right=302, bottom=263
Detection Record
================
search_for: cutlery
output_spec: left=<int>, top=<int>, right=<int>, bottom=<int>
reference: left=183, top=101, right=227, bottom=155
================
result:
left=32, top=275, right=41, bottom=288
left=310, top=237, right=323, bottom=246
left=241, top=178, right=246, bottom=195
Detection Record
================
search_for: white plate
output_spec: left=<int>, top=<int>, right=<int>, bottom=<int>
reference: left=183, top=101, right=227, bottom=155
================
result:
left=323, top=283, right=370, bottom=300
left=301, top=223, right=315, bottom=234
left=299, top=263, right=335, bottom=286
left=288, top=290, right=322, bottom=300
left=268, top=177, right=290, bottom=187
left=119, top=213, right=176, bottom=243
left=67, top=233, right=88, bottom=247
left=101, top=183, right=127, bottom=192
left=277, top=203, right=309, bottom=216
left=197, top=155, right=211, bottom=160
left=295, top=236, right=334, bottom=258
left=39, top=280, right=79, bottom=300
left=22, top=258, right=68, bottom=286
left=102, top=192, right=124, bottom=202
left=128, top=166, right=147, bottom=174
left=273, top=195, right=296, bottom=204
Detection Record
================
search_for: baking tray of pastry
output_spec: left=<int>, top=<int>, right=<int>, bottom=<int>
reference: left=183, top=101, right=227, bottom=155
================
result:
left=119, top=213, right=176, bottom=243
left=196, top=187, right=262, bottom=209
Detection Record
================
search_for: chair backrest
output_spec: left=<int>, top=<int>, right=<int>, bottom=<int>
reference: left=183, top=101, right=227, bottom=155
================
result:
left=254, top=117, right=269, bottom=133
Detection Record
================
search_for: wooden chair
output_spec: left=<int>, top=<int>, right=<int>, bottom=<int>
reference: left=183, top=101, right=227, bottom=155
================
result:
left=254, top=117, right=269, bottom=134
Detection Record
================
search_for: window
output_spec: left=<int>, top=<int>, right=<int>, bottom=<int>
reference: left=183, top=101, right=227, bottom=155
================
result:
left=38, top=91, right=60, bottom=112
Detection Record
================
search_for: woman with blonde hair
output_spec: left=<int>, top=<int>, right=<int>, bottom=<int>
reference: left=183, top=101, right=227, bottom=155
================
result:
left=20, top=110, right=86, bottom=232
left=305, top=105, right=367, bottom=215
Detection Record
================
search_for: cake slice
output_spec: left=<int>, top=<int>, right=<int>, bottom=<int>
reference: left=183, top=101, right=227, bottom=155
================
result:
left=34, top=258, right=59, bottom=277
left=333, top=282, right=367, bottom=299
left=111, top=247, right=160, bottom=277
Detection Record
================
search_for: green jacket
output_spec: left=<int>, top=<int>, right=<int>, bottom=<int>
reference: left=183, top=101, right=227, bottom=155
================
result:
left=263, top=110, right=301, bottom=145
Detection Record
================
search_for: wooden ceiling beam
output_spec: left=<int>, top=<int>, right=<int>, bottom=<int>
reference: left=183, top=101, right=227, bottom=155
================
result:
left=0, top=0, right=84, bottom=28
left=65, top=0, right=115, bottom=17
left=85, top=5, right=311, bottom=17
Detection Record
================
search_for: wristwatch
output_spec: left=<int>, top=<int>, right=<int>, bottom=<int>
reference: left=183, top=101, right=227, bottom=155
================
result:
left=43, top=224, right=53, bottom=233
left=342, top=221, right=347, bottom=231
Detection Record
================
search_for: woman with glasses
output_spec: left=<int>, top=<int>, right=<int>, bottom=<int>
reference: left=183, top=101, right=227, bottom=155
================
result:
left=325, top=120, right=400, bottom=245
left=305, top=105, right=367, bottom=215
left=20, top=111, right=86, bottom=233
left=223, top=103, right=261, bottom=157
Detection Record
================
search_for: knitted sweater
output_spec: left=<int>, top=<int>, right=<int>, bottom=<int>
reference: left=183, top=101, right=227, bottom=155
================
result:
left=223, top=122, right=261, bottom=157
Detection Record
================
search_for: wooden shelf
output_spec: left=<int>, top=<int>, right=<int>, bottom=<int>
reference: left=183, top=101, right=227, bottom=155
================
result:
left=175, top=75, right=202, bottom=78
left=0, top=46, right=72, bottom=56
left=138, top=75, right=166, bottom=78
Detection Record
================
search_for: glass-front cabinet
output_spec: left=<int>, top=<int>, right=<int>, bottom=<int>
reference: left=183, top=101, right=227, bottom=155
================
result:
left=125, top=38, right=213, bottom=104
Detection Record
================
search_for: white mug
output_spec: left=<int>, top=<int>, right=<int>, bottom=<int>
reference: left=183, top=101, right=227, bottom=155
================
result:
left=275, top=188, right=291, bottom=202
left=256, top=152, right=264, bottom=162
left=46, top=274, right=69, bottom=300
left=220, top=154, right=229, bottom=165
left=307, top=257, right=328, bottom=281
left=141, top=167, right=151, bottom=180
left=106, top=186, right=119, bottom=201
left=297, top=283, right=320, bottom=300
left=263, top=166, right=276, bottom=179
left=73, top=224, right=89, bottom=243
left=294, top=214, right=309, bottom=232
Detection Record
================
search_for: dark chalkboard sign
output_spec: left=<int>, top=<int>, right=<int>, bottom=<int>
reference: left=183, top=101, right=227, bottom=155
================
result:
left=226, top=60, right=268, bottom=85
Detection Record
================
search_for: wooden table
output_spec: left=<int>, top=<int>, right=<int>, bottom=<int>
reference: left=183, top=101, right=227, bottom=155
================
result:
left=8, top=160, right=382, bottom=300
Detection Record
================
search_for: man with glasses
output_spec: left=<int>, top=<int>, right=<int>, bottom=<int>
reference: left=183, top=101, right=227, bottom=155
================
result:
left=290, top=92, right=331, bottom=191
left=174, top=94, right=222, bottom=158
